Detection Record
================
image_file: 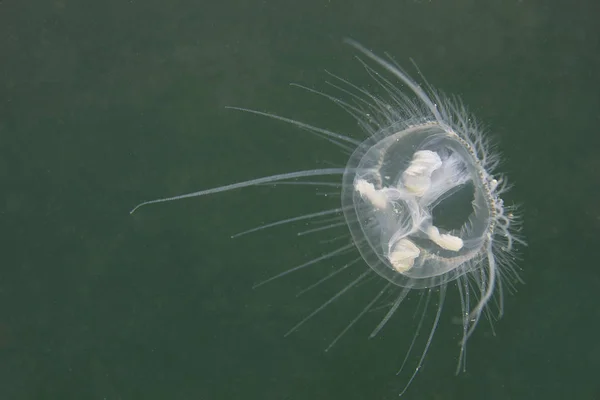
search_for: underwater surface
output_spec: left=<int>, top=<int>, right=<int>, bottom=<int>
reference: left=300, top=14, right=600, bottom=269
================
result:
left=1, top=0, right=598, bottom=399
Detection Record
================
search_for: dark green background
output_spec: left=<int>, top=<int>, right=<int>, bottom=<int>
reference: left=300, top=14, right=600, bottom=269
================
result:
left=1, top=0, right=598, bottom=399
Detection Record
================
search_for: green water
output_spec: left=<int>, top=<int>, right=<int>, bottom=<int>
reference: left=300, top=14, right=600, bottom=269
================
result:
left=1, top=0, right=598, bottom=399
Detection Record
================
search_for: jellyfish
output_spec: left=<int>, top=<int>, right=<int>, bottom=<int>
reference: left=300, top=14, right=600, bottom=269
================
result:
left=131, top=39, right=524, bottom=396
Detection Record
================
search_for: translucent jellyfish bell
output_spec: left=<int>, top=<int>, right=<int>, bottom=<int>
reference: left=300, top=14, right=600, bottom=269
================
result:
left=344, top=122, right=492, bottom=289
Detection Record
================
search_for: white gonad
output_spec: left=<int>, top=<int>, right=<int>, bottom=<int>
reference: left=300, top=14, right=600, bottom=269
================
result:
left=131, top=40, right=525, bottom=396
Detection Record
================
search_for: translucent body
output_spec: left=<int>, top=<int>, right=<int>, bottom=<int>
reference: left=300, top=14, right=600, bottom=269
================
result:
left=130, top=40, right=524, bottom=397
left=343, top=122, right=492, bottom=289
